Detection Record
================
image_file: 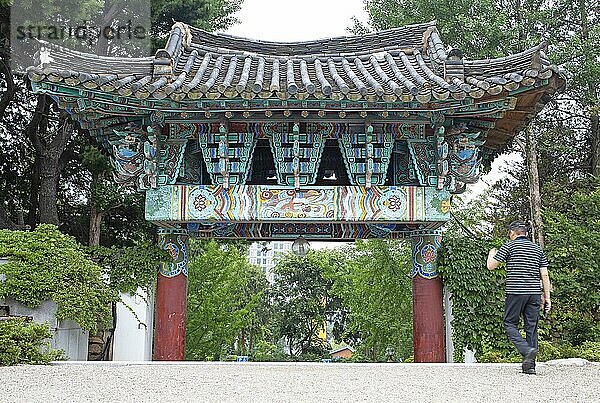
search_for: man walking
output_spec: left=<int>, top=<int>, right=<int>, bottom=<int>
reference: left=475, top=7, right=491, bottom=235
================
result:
left=487, top=221, right=551, bottom=375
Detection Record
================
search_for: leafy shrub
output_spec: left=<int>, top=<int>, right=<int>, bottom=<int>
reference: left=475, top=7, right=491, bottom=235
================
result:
left=537, top=340, right=561, bottom=362
left=578, top=341, right=600, bottom=362
left=477, top=350, right=505, bottom=363
left=437, top=236, right=514, bottom=360
left=477, top=349, right=520, bottom=363
left=0, top=318, right=65, bottom=366
left=558, top=343, right=579, bottom=358
left=294, top=352, right=325, bottom=362
left=0, top=225, right=119, bottom=331
left=87, top=243, right=167, bottom=295
left=251, top=340, right=279, bottom=361
left=544, top=189, right=600, bottom=346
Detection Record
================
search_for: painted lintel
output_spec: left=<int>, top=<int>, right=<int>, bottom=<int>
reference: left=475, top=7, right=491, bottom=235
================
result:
left=145, top=185, right=451, bottom=224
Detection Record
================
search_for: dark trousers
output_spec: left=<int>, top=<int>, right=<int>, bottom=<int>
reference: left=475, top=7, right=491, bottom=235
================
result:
left=504, top=294, right=541, bottom=356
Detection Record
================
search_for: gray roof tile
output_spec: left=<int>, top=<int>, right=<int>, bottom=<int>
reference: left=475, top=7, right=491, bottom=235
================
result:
left=28, top=21, right=563, bottom=105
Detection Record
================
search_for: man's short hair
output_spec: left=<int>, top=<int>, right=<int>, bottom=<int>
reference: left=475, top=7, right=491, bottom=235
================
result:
left=508, top=220, right=528, bottom=235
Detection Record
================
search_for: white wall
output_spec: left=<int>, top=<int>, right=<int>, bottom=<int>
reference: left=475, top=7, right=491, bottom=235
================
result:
left=112, top=288, right=154, bottom=361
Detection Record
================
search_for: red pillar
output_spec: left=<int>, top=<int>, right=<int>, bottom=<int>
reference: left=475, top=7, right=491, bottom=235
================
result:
left=410, top=231, right=445, bottom=363
left=154, top=229, right=189, bottom=361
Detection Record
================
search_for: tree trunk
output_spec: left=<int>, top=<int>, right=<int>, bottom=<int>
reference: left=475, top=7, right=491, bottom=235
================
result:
left=88, top=204, right=104, bottom=246
left=27, top=96, right=73, bottom=226
left=88, top=170, right=103, bottom=246
left=95, top=0, right=120, bottom=56
left=525, top=125, right=544, bottom=247
left=26, top=96, right=48, bottom=227
left=37, top=154, right=60, bottom=225
left=590, top=112, right=600, bottom=178
left=26, top=160, right=40, bottom=228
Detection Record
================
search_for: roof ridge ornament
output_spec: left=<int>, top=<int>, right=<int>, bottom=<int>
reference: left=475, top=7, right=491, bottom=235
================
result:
left=176, top=22, right=193, bottom=51
left=153, top=22, right=193, bottom=78
left=422, top=25, right=438, bottom=51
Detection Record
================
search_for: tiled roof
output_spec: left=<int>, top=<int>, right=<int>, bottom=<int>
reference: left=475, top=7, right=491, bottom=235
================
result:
left=27, top=21, right=563, bottom=104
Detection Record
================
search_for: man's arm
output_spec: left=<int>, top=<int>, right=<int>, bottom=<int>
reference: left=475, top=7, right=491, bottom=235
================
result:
left=540, top=267, right=551, bottom=311
left=487, top=248, right=501, bottom=270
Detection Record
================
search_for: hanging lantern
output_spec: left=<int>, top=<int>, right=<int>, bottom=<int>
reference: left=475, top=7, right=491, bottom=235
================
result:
left=292, top=236, right=310, bottom=256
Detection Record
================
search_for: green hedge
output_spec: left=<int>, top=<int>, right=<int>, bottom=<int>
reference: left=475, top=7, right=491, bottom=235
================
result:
left=0, top=225, right=119, bottom=332
left=0, top=318, right=65, bottom=365
left=478, top=340, right=600, bottom=363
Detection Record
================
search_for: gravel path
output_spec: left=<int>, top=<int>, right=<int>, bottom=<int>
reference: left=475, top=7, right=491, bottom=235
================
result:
left=1, top=361, right=599, bottom=402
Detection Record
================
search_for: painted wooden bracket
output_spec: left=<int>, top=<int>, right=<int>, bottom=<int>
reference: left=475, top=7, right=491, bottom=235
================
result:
left=292, top=123, right=300, bottom=190
left=268, top=123, right=327, bottom=187
left=436, top=126, right=449, bottom=190
left=365, top=124, right=374, bottom=188
left=338, top=126, right=394, bottom=186
left=218, top=124, right=230, bottom=189
left=198, top=123, right=257, bottom=188
left=434, top=123, right=485, bottom=193
left=110, top=124, right=158, bottom=190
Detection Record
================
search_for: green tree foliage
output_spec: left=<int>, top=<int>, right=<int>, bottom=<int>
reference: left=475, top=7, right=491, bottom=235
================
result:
left=326, top=240, right=413, bottom=361
left=0, top=318, right=65, bottom=366
left=0, top=225, right=119, bottom=331
left=544, top=187, right=600, bottom=345
left=185, top=240, right=268, bottom=360
left=152, top=0, right=242, bottom=35
left=271, top=250, right=336, bottom=357
left=352, top=0, right=551, bottom=57
left=353, top=0, right=509, bottom=57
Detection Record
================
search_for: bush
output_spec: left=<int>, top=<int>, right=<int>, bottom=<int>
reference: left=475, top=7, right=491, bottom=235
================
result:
left=578, top=341, right=600, bottom=362
left=480, top=341, right=600, bottom=363
left=477, top=349, right=520, bottom=363
left=477, top=350, right=505, bottom=363
left=251, top=340, right=279, bottom=362
left=478, top=340, right=600, bottom=363
left=537, top=340, right=561, bottom=362
left=558, top=343, right=579, bottom=359
left=0, top=225, right=119, bottom=331
left=0, top=318, right=65, bottom=366
left=294, top=352, right=325, bottom=362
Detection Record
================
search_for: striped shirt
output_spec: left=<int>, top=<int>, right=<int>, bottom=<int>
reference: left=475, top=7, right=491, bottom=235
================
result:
left=494, top=236, right=548, bottom=295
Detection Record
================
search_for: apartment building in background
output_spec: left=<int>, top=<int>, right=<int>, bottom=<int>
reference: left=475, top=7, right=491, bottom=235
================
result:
left=247, top=241, right=292, bottom=283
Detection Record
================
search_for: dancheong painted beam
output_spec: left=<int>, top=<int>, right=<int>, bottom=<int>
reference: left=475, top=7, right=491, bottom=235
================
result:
left=145, top=185, right=450, bottom=239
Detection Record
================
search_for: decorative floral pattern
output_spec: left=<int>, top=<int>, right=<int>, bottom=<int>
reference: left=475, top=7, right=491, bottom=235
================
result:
left=421, top=244, right=437, bottom=264
left=193, top=194, right=209, bottom=211
left=186, top=187, right=218, bottom=220
left=385, top=195, right=404, bottom=212
left=158, top=231, right=189, bottom=277
left=411, top=233, right=442, bottom=279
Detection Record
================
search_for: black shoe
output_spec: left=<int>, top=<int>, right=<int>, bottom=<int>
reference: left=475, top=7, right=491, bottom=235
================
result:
left=522, top=347, right=538, bottom=372
left=522, top=367, right=537, bottom=375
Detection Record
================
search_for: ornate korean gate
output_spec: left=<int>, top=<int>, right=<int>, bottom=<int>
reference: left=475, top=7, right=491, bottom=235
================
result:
left=28, top=21, right=563, bottom=362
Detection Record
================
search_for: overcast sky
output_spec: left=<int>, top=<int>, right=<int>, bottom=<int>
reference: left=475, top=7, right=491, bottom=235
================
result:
left=224, top=0, right=368, bottom=41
